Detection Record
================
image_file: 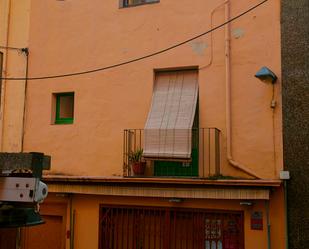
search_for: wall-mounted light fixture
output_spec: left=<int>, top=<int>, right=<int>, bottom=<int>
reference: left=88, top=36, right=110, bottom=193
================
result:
left=255, top=67, right=277, bottom=84
left=240, top=201, right=254, bottom=206
left=169, top=198, right=183, bottom=203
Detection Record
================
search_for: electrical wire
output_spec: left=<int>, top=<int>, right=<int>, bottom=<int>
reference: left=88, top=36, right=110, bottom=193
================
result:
left=0, top=0, right=268, bottom=81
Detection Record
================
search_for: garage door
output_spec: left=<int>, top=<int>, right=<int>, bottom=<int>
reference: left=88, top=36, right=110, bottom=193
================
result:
left=99, top=206, right=244, bottom=249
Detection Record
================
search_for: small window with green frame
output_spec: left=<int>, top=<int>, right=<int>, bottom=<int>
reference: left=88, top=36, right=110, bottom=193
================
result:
left=54, top=92, right=74, bottom=124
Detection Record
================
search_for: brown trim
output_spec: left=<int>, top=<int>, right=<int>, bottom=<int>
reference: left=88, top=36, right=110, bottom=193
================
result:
left=43, top=175, right=282, bottom=187
left=153, top=66, right=199, bottom=73
left=120, top=0, right=159, bottom=9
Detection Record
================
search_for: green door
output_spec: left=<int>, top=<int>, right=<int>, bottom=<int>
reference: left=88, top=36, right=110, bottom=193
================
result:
left=154, top=104, right=199, bottom=177
left=154, top=147, right=198, bottom=177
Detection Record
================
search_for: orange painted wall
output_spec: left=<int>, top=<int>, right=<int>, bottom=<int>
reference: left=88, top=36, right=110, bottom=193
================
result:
left=0, top=0, right=30, bottom=152
left=22, top=0, right=282, bottom=179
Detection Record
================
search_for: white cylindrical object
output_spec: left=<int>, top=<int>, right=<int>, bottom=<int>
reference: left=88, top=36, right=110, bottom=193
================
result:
left=34, top=181, right=48, bottom=202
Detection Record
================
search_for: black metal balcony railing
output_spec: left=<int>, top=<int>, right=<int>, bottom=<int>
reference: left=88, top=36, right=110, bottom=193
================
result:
left=123, top=128, right=221, bottom=178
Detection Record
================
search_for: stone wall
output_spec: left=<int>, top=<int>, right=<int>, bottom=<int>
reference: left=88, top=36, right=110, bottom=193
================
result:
left=281, top=0, right=309, bottom=248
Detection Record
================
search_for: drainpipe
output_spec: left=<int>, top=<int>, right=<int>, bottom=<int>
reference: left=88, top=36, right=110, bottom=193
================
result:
left=265, top=200, right=271, bottom=249
left=224, top=1, right=262, bottom=179
left=200, top=1, right=229, bottom=70
left=70, top=194, right=75, bottom=249
left=284, top=180, right=289, bottom=249
left=16, top=228, right=21, bottom=249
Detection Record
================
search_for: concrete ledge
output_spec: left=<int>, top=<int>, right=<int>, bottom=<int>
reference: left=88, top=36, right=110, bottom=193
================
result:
left=0, top=152, right=51, bottom=172
left=43, top=175, right=282, bottom=187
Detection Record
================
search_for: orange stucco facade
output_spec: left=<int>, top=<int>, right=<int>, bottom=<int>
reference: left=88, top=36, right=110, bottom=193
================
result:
left=22, top=0, right=283, bottom=179
left=1, top=0, right=285, bottom=249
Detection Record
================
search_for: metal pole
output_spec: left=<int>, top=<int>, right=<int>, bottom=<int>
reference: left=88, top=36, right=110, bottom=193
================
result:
left=70, top=194, right=75, bottom=249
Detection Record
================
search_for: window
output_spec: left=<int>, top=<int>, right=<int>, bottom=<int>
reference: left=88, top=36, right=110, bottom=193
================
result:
left=54, top=92, right=74, bottom=124
left=143, top=70, right=198, bottom=159
left=122, top=0, right=159, bottom=7
left=143, top=70, right=199, bottom=176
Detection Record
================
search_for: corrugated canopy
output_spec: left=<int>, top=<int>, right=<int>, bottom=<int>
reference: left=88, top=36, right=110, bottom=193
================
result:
left=143, top=70, right=198, bottom=158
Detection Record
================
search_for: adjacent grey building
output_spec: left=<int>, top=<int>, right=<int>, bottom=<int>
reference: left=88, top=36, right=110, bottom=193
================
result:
left=281, top=0, right=309, bottom=248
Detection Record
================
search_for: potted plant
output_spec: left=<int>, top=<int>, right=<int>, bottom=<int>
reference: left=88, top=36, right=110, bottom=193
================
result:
left=128, top=148, right=146, bottom=176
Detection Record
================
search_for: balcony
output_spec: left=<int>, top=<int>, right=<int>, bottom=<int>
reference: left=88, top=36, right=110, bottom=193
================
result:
left=123, top=128, right=221, bottom=178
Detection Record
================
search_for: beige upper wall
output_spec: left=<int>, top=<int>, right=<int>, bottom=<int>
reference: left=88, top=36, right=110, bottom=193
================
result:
left=21, top=0, right=282, bottom=179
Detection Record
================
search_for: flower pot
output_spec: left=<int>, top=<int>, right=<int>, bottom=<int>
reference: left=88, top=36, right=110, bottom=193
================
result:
left=132, top=162, right=146, bottom=176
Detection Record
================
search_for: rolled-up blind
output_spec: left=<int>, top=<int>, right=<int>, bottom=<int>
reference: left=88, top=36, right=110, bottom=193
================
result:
left=143, top=70, right=198, bottom=158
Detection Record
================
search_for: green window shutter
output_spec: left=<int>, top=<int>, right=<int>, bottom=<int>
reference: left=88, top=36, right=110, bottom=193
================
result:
left=55, top=92, right=74, bottom=124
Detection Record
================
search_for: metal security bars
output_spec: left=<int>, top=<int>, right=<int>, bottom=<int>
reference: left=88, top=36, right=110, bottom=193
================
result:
left=99, top=206, right=244, bottom=249
left=123, top=128, right=221, bottom=178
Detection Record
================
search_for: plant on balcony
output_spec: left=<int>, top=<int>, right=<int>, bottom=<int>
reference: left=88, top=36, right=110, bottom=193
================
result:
left=128, top=148, right=146, bottom=176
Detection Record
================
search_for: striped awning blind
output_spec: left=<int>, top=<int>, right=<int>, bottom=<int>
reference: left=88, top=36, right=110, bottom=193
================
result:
left=143, top=70, right=198, bottom=158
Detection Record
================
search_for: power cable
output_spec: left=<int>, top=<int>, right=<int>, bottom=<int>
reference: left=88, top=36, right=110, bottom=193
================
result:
left=0, top=0, right=268, bottom=81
